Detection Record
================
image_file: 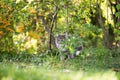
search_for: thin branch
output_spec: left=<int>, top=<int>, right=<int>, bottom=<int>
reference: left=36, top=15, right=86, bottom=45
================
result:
left=49, top=7, right=59, bottom=51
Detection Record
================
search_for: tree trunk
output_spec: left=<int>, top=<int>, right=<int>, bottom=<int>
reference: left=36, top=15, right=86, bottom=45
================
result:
left=96, top=0, right=113, bottom=49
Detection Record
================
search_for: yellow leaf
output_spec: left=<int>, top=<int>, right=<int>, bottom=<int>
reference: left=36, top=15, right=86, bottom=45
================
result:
left=28, top=31, right=39, bottom=39
left=8, top=7, right=12, bottom=11
left=33, top=16, right=37, bottom=20
left=16, top=26, right=24, bottom=33
left=9, top=14, right=13, bottom=18
left=6, top=27, right=14, bottom=32
left=1, top=3, right=6, bottom=8
left=6, top=22, right=11, bottom=26
left=28, top=7, right=36, bottom=14
left=0, top=31, right=5, bottom=36
left=79, top=34, right=83, bottom=37
left=0, top=26, right=6, bottom=28
left=25, top=23, right=29, bottom=26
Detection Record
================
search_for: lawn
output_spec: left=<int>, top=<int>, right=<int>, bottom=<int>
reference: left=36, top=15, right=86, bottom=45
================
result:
left=0, top=63, right=118, bottom=80
left=0, top=51, right=120, bottom=80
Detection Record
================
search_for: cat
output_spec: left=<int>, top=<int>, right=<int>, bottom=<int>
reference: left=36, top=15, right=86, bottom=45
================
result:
left=55, top=33, right=83, bottom=60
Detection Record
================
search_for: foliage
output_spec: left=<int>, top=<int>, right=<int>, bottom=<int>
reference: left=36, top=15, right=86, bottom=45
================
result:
left=115, top=3, right=120, bottom=41
left=58, top=33, right=84, bottom=54
left=81, top=23, right=102, bottom=47
left=0, top=0, right=49, bottom=53
left=0, top=0, right=15, bottom=52
left=0, top=50, right=120, bottom=80
left=0, top=0, right=119, bottom=54
left=0, top=1, right=120, bottom=79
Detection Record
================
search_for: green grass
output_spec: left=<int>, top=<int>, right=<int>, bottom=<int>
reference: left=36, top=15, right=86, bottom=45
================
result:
left=0, top=63, right=118, bottom=80
left=0, top=47, right=120, bottom=80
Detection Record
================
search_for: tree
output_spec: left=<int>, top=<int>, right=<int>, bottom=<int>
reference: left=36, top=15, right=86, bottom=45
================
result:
left=0, top=0, right=119, bottom=54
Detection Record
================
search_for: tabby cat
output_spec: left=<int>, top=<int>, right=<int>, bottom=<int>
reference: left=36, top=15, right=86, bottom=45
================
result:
left=55, top=33, right=83, bottom=60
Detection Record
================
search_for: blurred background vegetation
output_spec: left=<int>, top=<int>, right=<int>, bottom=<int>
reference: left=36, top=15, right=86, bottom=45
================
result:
left=0, top=0, right=120, bottom=80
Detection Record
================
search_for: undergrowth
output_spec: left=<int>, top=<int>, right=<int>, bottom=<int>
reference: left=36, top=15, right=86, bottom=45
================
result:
left=0, top=47, right=120, bottom=80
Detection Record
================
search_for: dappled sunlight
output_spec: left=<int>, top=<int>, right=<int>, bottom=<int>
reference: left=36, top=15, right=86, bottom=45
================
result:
left=101, top=1, right=114, bottom=26
left=13, top=32, right=38, bottom=54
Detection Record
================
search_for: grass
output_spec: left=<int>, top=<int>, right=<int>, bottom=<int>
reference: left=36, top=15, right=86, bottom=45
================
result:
left=0, top=62, right=118, bottom=80
left=0, top=47, right=120, bottom=80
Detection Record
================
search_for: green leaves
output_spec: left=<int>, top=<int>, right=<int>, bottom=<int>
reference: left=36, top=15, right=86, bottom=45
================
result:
left=114, top=3, right=120, bottom=49
left=116, top=4, right=120, bottom=10
left=116, top=4, right=120, bottom=17
left=115, top=12, right=120, bottom=17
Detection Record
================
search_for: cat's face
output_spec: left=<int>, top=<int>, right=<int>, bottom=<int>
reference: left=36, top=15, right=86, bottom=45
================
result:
left=56, top=35, right=65, bottom=43
left=55, top=33, right=68, bottom=44
left=55, top=33, right=68, bottom=51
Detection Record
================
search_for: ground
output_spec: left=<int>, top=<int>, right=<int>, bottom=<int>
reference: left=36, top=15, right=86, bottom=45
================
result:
left=0, top=49, right=120, bottom=80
